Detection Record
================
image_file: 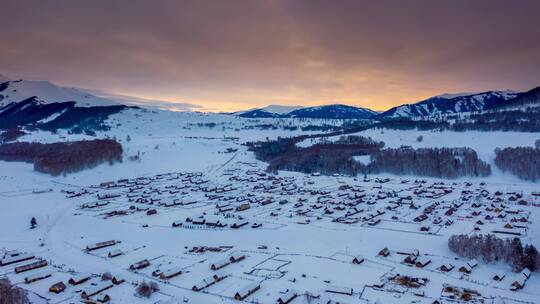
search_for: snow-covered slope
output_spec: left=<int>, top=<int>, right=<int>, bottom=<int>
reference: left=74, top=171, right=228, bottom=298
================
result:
left=380, top=90, right=518, bottom=118
left=261, top=104, right=303, bottom=114
left=0, top=79, right=119, bottom=107
left=494, top=86, right=540, bottom=110
left=238, top=109, right=282, bottom=118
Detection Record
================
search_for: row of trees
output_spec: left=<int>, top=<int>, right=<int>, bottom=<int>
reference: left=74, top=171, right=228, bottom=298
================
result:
left=448, top=234, right=539, bottom=272
left=253, top=134, right=490, bottom=178
left=494, top=146, right=540, bottom=181
left=0, top=127, right=27, bottom=144
left=368, top=147, right=491, bottom=178
left=0, top=139, right=123, bottom=176
left=378, top=108, right=540, bottom=132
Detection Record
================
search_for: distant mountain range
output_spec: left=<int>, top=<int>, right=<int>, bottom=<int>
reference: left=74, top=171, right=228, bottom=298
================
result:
left=1, top=74, right=539, bottom=124
left=239, top=104, right=379, bottom=119
left=379, top=90, right=518, bottom=118
left=239, top=87, right=540, bottom=119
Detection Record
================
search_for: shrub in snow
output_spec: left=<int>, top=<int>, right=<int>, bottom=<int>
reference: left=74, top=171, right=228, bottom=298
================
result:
left=136, top=281, right=159, bottom=298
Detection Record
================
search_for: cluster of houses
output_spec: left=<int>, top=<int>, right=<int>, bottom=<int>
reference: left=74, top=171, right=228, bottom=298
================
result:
left=0, top=249, right=126, bottom=303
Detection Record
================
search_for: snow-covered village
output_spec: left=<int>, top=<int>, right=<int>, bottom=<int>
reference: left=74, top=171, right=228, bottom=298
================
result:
left=1, top=1, right=540, bottom=304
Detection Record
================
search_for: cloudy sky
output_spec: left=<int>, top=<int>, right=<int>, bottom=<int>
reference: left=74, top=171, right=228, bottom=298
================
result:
left=1, top=0, right=539, bottom=111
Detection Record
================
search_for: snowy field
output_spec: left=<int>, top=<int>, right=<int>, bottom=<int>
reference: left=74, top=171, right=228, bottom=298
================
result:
left=1, top=109, right=539, bottom=304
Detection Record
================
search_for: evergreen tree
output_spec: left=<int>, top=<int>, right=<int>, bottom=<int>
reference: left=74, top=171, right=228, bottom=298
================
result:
left=30, top=217, right=37, bottom=229
left=522, top=245, right=538, bottom=271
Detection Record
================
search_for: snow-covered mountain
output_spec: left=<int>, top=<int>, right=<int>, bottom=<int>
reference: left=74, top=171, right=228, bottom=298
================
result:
left=0, top=78, right=128, bottom=133
left=495, top=86, right=540, bottom=110
left=261, top=104, right=303, bottom=114
left=379, top=90, right=518, bottom=118
left=239, top=104, right=378, bottom=119
left=288, top=104, right=378, bottom=119
left=0, top=78, right=119, bottom=107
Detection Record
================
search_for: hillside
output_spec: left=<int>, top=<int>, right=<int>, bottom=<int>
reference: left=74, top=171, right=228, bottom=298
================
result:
left=380, top=91, right=517, bottom=118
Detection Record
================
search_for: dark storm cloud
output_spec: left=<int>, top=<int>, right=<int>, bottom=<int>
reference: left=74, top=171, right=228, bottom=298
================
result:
left=1, top=0, right=539, bottom=111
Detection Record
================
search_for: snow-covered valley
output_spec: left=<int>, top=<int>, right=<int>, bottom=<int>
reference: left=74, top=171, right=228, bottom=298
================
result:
left=1, top=105, right=540, bottom=304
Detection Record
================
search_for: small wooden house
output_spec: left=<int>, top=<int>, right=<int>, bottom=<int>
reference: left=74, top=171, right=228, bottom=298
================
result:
left=234, top=282, right=261, bottom=301
left=49, top=281, right=67, bottom=294
left=69, top=274, right=91, bottom=285
left=25, top=272, right=51, bottom=284
left=0, top=253, right=35, bottom=266
left=210, top=258, right=230, bottom=271
left=276, top=290, right=297, bottom=304
left=378, top=247, right=390, bottom=257
left=108, top=249, right=123, bottom=258
left=15, top=260, right=48, bottom=274
left=440, top=263, right=454, bottom=272
left=129, top=259, right=150, bottom=270
left=492, top=272, right=506, bottom=281
left=352, top=255, right=364, bottom=264
left=229, top=253, right=246, bottom=263
left=415, top=257, right=431, bottom=268
left=159, top=266, right=183, bottom=280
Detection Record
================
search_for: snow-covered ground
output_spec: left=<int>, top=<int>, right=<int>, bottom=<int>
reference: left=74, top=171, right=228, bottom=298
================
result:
left=1, top=108, right=539, bottom=304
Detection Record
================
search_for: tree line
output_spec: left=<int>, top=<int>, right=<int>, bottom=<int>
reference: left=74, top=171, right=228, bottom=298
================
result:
left=378, top=108, right=540, bottom=133
left=495, top=146, right=540, bottom=181
left=248, top=135, right=490, bottom=178
left=448, top=234, right=539, bottom=272
left=0, top=139, right=123, bottom=176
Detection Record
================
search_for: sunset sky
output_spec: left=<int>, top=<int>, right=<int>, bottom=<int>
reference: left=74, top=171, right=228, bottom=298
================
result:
left=1, top=0, right=540, bottom=112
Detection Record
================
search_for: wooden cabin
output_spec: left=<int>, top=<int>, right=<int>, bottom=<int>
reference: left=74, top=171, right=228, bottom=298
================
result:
left=510, top=277, right=526, bottom=291
left=159, top=267, right=183, bottom=280
left=229, top=253, right=246, bottom=263
left=277, top=290, right=297, bottom=304
left=81, top=282, right=114, bottom=299
left=25, top=272, right=51, bottom=284
left=492, top=272, right=506, bottom=281
left=129, top=259, right=150, bottom=270
left=352, top=255, right=364, bottom=264
left=210, top=258, right=231, bottom=271
left=15, top=260, right=48, bottom=274
left=69, top=274, right=91, bottom=285
left=0, top=253, right=34, bottom=266
left=378, top=247, right=390, bottom=257
left=440, top=263, right=454, bottom=272
left=49, top=281, right=67, bottom=294
left=234, top=282, right=261, bottom=301
left=415, top=257, right=431, bottom=268
left=112, top=276, right=125, bottom=285
left=86, top=240, right=117, bottom=252
left=236, top=203, right=251, bottom=212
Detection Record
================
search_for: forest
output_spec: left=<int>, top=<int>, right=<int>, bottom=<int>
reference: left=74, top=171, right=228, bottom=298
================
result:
left=494, top=146, right=540, bottom=181
left=248, top=135, right=490, bottom=178
left=378, top=108, right=540, bottom=132
left=0, top=139, right=123, bottom=176
left=448, top=234, right=539, bottom=272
